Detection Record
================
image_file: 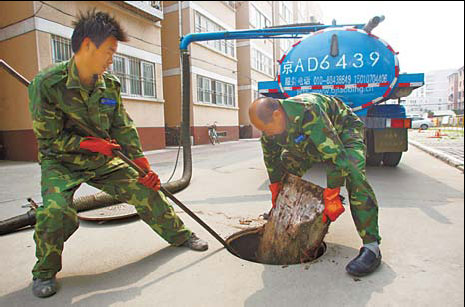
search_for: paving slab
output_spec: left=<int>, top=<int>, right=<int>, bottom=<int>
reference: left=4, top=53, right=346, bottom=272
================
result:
left=409, top=129, right=464, bottom=171
left=0, top=140, right=463, bottom=306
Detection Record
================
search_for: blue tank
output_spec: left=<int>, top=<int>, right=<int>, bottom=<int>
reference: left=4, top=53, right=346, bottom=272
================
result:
left=258, top=23, right=424, bottom=117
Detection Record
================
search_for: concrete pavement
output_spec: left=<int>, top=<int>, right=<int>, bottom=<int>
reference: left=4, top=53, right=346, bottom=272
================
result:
left=0, top=140, right=463, bottom=306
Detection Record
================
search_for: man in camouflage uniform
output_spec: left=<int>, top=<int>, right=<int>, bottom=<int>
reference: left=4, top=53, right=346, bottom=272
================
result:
left=28, top=10, right=207, bottom=298
left=249, top=93, right=382, bottom=277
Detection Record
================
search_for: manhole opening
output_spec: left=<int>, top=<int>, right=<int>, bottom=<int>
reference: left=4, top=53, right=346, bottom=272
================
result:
left=226, top=228, right=326, bottom=265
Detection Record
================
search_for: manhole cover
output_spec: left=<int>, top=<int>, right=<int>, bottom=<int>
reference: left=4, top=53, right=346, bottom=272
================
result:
left=78, top=203, right=138, bottom=221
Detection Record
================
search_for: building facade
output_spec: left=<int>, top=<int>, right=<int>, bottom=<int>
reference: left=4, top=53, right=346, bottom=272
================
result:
left=447, top=66, right=464, bottom=114
left=162, top=1, right=239, bottom=145
left=0, top=1, right=322, bottom=161
left=235, top=1, right=274, bottom=138
left=458, top=66, right=464, bottom=113
left=448, top=72, right=459, bottom=111
left=403, top=69, right=455, bottom=115
left=0, top=1, right=166, bottom=160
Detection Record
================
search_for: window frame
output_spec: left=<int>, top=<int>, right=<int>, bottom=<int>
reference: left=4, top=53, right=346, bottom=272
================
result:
left=251, top=48, right=274, bottom=76
left=194, top=11, right=235, bottom=57
left=197, top=75, right=235, bottom=107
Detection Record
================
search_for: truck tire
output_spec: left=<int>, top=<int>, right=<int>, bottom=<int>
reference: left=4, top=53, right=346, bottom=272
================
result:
left=420, top=124, right=429, bottom=130
left=366, top=153, right=384, bottom=166
left=383, top=152, right=402, bottom=167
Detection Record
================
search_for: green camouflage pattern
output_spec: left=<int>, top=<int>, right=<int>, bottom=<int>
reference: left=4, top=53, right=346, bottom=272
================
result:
left=32, top=159, right=191, bottom=279
left=261, top=93, right=380, bottom=244
left=29, top=57, right=191, bottom=279
left=28, top=56, right=145, bottom=171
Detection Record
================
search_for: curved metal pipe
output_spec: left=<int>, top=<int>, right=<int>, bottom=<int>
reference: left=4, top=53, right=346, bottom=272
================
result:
left=162, top=49, right=192, bottom=193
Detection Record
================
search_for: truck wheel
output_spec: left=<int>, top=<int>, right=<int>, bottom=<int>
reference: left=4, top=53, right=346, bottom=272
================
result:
left=366, top=153, right=384, bottom=166
left=420, top=124, right=428, bottom=130
left=383, top=152, right=403, bottom=167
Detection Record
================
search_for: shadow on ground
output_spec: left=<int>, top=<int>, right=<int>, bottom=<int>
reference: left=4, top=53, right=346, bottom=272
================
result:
left=0, top=247, right=223, bottom=307
left=245, top=243, right=397, bottom=307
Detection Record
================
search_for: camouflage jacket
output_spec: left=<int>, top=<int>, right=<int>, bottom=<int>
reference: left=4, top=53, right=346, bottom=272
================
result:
left=261, top=93, right=365, bottom=185
left=28, top=56, right=144, bottom=170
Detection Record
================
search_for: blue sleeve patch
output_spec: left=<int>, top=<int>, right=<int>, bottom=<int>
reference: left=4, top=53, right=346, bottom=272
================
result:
left=294, top=134, right=305, bottom=144
left=100, top=98, right=117, bottom=105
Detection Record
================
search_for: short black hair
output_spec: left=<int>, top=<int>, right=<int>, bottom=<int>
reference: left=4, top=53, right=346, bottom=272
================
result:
left=255, top=97, right=281, bottom=124
left=71, top=9, right=128, bottom=53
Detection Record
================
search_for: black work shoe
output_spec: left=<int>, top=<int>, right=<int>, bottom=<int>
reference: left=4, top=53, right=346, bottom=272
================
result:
left=32, top=277, right=57, bottom=298
left=181, top=233, right=208, bottom=251
left=346, top=247, right=382, bottom=277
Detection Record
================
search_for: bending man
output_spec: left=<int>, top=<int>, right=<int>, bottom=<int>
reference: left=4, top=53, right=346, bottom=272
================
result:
left=249, top=93, right=382, bottom=277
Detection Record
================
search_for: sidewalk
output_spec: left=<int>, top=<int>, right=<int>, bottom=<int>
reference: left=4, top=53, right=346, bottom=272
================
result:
left=408, top=128, right=464, bottom=171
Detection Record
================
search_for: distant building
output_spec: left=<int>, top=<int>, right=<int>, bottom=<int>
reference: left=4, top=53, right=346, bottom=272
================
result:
left=404, top=69, right=455, bottom=114
left=448, top=72, right=458, bottom=110
left=447, top=66, right=464, bottom=114
left=458, top=66, right=464, bottom=114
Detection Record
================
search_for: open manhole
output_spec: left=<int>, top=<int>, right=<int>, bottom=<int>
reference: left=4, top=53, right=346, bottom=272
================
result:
left=225, top=227, right=327, bottom=265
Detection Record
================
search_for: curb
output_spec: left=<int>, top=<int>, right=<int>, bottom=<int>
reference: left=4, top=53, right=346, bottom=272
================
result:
left=409, top=140, right=464, bottom=172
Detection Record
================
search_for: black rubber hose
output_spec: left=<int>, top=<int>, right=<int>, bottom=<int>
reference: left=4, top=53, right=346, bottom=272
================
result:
left=0, top=193, right=119, bottom=235
left=0, top=210, right=36, bottom=235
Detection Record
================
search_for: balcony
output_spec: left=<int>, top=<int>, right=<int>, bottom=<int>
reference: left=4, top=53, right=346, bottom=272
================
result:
left=111, top=1, right=163, bottom=22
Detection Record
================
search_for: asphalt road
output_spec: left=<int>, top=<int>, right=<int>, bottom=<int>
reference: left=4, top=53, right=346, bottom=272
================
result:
left=0, top=139, right=463, bottom=306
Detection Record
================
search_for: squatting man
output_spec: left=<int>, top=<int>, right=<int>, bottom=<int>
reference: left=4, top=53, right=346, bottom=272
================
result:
left=28, top=10, right=208, bottom=298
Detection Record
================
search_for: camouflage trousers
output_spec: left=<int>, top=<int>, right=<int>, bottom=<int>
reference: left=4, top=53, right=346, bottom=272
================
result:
left=32, top=158, right=191, bottom=279
left=281, top=142, right=381, bottom=245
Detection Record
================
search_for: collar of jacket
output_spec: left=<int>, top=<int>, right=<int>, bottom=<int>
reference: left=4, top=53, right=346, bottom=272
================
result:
left=65, top=56, right=106, bottom=90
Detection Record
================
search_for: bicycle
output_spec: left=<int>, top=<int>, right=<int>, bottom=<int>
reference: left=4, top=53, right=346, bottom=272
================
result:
left=208, top=122, right=220, bottom=145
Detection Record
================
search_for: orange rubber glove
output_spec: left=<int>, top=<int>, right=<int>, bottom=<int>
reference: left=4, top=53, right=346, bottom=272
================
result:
left=132, top=157, right=151, bottom=172
left=269, top=182, right=282, bottom=209
left=80, top=137, right=121, bottom=157
left=138, top=171, right=161, bottom=192
left=133, top=156, right=161, bottom=192
left=322, top=187, right=345, bottom=223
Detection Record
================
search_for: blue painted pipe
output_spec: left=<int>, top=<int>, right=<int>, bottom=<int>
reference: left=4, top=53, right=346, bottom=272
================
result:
left=179, top=24, right=365, bottom=50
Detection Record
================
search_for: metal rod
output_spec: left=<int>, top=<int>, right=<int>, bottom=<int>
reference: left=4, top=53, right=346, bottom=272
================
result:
left=0, top=59, right=233, bottom=253
left=71, top=119, right=232, bottom=252
left=0, top=60, right=30, bottom=87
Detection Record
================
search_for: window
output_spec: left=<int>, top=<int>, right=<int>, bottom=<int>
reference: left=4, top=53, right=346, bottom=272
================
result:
left=222, top=1, right=236, bottom=9
left=149, top=1, right=162, bottom=10
left=252, top=48, right=273, bottom=76
left=250, top=5, right=271, bottom=29
left=110, top=55, right=156, bottom=98
left=50, top=35, right=156, bottom=98
left=51, top=35, right=72, bottom=63
left=197, top=75, right=212, bottom=103
left=194, top=12, right=235, bottom=57
left=197, top=75, right=235, bottom=106
left=280, top=1, right=292, bottom=24
left=112, top=55, right=128, bottom=93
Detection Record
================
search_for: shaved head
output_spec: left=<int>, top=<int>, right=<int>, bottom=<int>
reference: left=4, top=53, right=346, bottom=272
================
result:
left=249, top=97, right=287, bottom=136
left=250, top=97, right=281, bottom=124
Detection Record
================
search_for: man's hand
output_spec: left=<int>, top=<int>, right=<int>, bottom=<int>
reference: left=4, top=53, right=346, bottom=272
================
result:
left=79, top=136, right=121, bottom=157
left=322, top=187, right=345, bottom=223
left=269, top=182, right=282, bottom=208
left=132, top=156, right=161, bottom=192
left=138, top=171, right=161, bottom=192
